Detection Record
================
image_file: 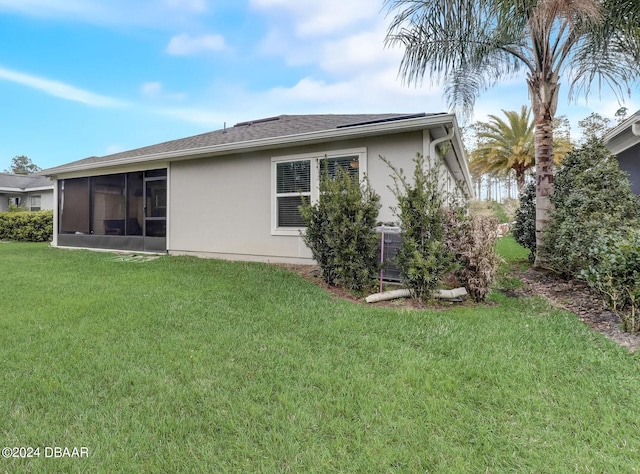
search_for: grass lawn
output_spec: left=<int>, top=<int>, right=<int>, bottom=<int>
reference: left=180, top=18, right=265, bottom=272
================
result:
left=1, top=240, right=639, bottom=472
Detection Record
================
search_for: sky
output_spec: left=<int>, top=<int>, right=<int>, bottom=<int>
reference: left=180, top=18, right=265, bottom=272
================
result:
left=0, top=0, right=638, bottom=171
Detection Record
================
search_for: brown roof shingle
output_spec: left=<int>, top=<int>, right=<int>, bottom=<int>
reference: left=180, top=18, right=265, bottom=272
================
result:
left=49, top=113, right=430, bottom=171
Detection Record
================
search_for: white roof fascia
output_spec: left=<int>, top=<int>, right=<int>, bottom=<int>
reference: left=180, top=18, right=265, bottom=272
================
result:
left=603, top=111, right=640, bottom=154
left=446, top=116, right=474, bottom=198
left=43, top=114, right=459, bottom=176
left=0, top=187, right=24, bottom=192
left=24, top=186, right=54, bottom=192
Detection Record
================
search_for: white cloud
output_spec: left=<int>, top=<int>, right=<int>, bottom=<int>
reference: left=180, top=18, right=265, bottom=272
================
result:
left=153, top=107, right=226, bottom=127
left=0, top=0, right=211, bottom=28
left=0, top=66, right=127, bottom=108
left=250, top=0, right=379, bottom=37
left=319, top=28, right=402, bottom=77
left=141, top=81, right=188, bottom=101
left=0, top=0, right=103, bottom=18
left=141, top=81, right=163, bottom=98
left=166, top=33, right=227, bottom=55
left=105, top=144, right=126, bottom=155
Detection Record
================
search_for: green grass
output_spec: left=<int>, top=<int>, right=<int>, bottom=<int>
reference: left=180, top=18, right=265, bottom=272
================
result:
left=1, top=242, right=639, bottom=472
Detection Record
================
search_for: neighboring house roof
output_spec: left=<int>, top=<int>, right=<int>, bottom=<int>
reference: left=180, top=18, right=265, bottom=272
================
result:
left=603, top=110, right=640, bottom=155
left=41, top=112, right=473, bottom=195
left=0, top=173, right=53, bottom=192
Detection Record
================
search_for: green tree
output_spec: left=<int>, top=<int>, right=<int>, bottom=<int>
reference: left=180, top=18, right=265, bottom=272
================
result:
left=299, top=165, right=381, bottom=292
left=470, top=107, right=571, bottom=194
left=4, top=155, right=41, bottom=174
left=469, top=106, right=535, bottom=194
left=543, top=139, right=640, bottom=276
left=385, top=0, right=640, bottom=266
left=577, top=112, right=612, bottom=143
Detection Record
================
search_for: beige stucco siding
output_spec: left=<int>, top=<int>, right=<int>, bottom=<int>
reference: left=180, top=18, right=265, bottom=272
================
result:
left=169, top=151, right=301, bottom=260
left=168, top=132, right=426, bottom=263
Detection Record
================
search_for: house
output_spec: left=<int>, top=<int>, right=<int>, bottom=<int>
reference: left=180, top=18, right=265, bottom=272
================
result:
left=0, top=173, right=54, bottom=212
left=603, top=110, right=640, bottom=194
left=41, top=113, right=474, bottom=263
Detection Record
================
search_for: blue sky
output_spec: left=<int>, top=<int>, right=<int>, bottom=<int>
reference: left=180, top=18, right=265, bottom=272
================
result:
left=0, top=0, right=638, bottom=171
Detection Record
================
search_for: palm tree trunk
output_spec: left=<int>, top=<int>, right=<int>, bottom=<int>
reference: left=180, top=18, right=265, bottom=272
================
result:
left=529, top=75, right=559, bottom=267
left=515, top=169, right=525, bottom=195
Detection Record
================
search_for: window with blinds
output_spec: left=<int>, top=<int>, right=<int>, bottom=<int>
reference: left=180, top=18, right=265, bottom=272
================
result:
left=319, top=156, right=359, bottom=180
left=272, top=149, right=365, bottom=233
left=275, top=160, right=311, bottom=228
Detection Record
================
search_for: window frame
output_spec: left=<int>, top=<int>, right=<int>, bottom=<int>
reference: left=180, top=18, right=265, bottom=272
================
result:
left=271, top=148, right=367, bottom=236
left=29, top=195, right=41, bottom=211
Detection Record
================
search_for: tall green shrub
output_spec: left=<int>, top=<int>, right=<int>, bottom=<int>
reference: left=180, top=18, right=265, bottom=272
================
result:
left=299, top=165, right=381, bottom=292
left=382, top=153, right=453, bottom=302
left=543, top=139, right=640, bottom=276
left=512, top=180, right=536, bottom=262
left=581, top=228, right=640, bottom=333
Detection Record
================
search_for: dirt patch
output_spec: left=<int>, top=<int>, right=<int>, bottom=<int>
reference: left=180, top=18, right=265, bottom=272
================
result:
left=279, top=263, right=640, bottom=353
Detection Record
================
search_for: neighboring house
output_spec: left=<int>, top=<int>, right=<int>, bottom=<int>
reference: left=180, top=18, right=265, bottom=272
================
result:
left=604, top=111, right=640, bottom=195
left=0, top=173, right=54, bottom=212
left=41, top=113, right=474, bottom=263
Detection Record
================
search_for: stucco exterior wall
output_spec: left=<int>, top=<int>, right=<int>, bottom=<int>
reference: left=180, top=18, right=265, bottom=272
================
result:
left=169, top=132, right=427, bottom=263
left=617, top=143, right=640, bottom=195
left=0, top=189, right=53, bottom=211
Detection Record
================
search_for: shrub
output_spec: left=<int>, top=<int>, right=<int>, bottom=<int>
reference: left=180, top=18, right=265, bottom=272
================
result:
left=581, top=228, right=640, bottom=333
left=299, top=165, right=381, bottom=292
left=512, top=181, right=536, bottom=262
left=447, top=212, right=500, bottom=302
left=382, top=153, right=453, bottom=302
left=543, top=139, right=640, bottom=277
left=0, top=210, right=53, bottom=242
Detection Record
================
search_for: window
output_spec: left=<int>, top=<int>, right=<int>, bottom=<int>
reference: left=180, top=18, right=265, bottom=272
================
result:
left=30, top=195, right=41, bottom=211
left=275, top=160, right=311, bottom=228
left=272, top=148, right=366, bottom=235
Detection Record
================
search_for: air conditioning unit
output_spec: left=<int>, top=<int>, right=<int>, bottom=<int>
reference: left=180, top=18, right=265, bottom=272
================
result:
left=376, top=226, right=403, bottom=283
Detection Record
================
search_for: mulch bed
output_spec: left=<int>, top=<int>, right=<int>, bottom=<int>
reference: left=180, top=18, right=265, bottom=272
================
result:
left=279, top=264, right=640, bottom=353
left=511, top=267, right=640, bottom=354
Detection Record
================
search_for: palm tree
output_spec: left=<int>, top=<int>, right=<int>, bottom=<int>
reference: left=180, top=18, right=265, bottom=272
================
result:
left=384, top=0, right=640, bottom=265
left=470, top=106, right=535, bottom=194
left=469, top=106, right=571, bottom=194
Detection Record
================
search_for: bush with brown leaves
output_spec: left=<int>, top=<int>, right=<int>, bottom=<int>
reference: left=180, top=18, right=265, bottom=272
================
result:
left=447, top=213, right=500, bottom=302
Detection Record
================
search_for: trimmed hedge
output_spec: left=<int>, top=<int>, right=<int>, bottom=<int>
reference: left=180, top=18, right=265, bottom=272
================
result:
left=0, top=210, right=53, bottom=242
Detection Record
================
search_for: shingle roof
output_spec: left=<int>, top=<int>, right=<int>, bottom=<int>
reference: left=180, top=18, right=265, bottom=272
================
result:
left=0, top=173, right=53, bottom=190
left=48, top=113, right=432, bottom=171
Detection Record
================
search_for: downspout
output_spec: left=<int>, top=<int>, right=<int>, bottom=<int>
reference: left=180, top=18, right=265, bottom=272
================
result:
left=429, top=126, right=455, bottom=162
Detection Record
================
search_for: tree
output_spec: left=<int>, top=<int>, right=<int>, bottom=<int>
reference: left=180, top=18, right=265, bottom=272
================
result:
left=385, top=0, right=640, bottom=266
left=469, top=106, right=535, bottom=194
left=615, top=106, right=628, bottom=123
left=4, top=155, right=41, bottom=174
left=577, top=112, right=612, bottom=143
left=469, top=106, right=571, bottom=194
